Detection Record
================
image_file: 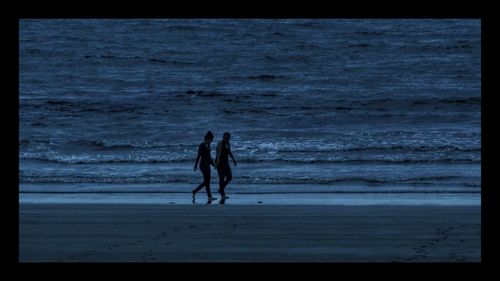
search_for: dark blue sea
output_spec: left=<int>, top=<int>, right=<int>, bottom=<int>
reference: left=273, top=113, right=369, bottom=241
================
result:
left=19, top=19, right=481, bottom=204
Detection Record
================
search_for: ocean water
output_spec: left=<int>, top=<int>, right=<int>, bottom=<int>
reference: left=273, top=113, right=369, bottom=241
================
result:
left=19, top=19, right=481, bottom=203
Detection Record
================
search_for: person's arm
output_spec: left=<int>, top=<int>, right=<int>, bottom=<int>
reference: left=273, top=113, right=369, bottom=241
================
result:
left=194, top=143, right=202, bottom=171
left=209, top=148, right=215, bottom=167
left=215, top=142, right=222, bottom=167
left=228, top=143, right=237, bottom=166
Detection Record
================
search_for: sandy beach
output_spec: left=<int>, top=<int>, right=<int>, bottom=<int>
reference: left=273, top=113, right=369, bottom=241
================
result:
left=19, top=203, right=480, bottom=262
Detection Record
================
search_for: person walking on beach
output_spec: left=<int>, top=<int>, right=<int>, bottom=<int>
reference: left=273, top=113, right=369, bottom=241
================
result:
left=192, top=131, right=217, bottom=201
left=215, top=132, right=237, bottom=199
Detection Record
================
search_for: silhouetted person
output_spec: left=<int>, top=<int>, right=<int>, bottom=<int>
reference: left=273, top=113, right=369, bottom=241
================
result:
left=215, top=132, right=237, bottom=198
left=192, top=131, right=217, bottom=201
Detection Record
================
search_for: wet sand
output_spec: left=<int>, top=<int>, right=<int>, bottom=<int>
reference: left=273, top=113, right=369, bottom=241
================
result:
left=19, top=203, right=481, bottom=262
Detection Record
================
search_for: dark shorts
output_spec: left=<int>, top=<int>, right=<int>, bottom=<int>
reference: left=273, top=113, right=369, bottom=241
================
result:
left=217, top=164, right=232, bottom=178
left=200, top=163, right=211, bottom=178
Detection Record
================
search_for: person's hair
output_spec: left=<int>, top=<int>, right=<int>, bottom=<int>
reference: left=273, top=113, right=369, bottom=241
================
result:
left=223, top=132, right=231, bottom=139
left=204, top=131, right=214, bottom=140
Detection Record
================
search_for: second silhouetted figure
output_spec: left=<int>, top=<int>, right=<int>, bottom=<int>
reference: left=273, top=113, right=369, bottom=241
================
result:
left=215, top=132, right=237, bottom=199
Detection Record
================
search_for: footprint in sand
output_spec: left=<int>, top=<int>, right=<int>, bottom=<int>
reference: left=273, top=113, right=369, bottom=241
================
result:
left=81, top=250, right=96, bottom=257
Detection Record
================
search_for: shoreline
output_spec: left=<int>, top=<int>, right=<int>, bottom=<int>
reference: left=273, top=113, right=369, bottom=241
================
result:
left=19, top=193, right=481, bottom=206
left=19, top=203, right=481, bottom=262
left=19, top=183, right=481, bottom=206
